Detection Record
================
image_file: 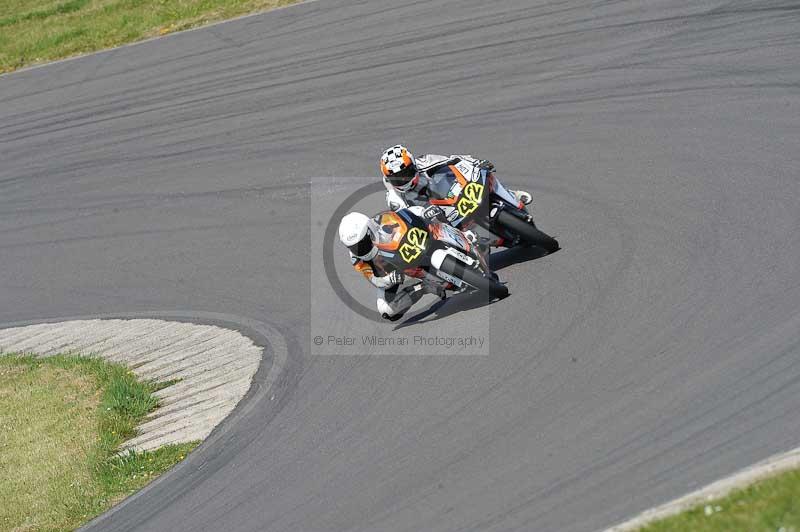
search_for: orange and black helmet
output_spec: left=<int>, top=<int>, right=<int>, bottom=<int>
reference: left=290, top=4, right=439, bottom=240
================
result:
left=380, top=145, right=418, bottom=191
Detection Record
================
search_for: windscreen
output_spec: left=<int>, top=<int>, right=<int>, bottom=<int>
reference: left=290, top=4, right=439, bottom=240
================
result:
left=426, top=167, right=458, bottom=199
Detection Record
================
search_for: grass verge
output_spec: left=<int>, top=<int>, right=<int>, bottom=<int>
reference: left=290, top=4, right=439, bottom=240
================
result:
left=0, top=0, right=302, bottom=73
left=639, top=469, right=800, bottom=532
left=0, top=353, right=198, bottom=531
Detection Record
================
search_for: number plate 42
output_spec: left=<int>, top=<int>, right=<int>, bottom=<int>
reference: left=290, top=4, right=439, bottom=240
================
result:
left=457, top=182, right=484, bottom=217
left=399, top=227, right=428, bottom=263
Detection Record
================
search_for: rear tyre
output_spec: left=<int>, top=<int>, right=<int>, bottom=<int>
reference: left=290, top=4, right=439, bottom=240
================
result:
left=440, top=256, right=509, bottom=300
left=496, top=210, right=559, bottom=253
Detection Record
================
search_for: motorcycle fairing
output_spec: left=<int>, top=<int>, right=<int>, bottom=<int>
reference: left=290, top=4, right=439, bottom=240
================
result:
left=491, top=176, right=519, bottom=207
left=430, top=222, right=471, bottom=252
left=374, top=211, right=408, bottom=252
left=374, top=210, right=432, bottom=269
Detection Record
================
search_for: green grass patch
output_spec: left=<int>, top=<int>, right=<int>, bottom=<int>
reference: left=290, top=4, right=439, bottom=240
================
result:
left=0, top=353, right=198, bottom=531
left=0, top=0, right=302, bottom=73
left=0, top=0, right=91, bottom=28
left=639, top=469, right=800, bottom=532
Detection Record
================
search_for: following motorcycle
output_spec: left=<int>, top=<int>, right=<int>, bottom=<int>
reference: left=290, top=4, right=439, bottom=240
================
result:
left=374, top=207, right=508, bottom=300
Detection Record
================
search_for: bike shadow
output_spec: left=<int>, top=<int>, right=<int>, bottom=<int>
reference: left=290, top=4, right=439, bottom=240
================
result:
left=393, top=290, right=500, bottom=329
left=489, top=245, right=551, bottom=271
left=394, top=246, right=557, bottom=329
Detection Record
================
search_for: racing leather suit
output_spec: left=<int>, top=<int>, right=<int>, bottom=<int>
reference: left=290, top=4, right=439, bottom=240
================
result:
left=384, top=153, right=532, bottom=250
left=384, top=154, right=481, bottom=211
left=349, top=211, right=431, bottom=321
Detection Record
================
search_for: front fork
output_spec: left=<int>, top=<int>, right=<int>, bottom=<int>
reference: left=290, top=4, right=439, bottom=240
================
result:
left=485, top=199, right=533, bottom=247
left=459, top=224, right=494, bottom=272
left=473, top=245, right=492, bottom=274
left=424, top=246, right=491, bottom=292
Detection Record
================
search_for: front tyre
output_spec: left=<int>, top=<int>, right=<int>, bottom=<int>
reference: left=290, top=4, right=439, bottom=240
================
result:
left=440, top=256, right=509, bottom=300
left=496, top=210, right=559, bottom=253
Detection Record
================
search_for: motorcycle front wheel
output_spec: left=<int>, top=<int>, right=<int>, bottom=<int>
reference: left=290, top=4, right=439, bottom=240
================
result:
left=439, top=256, right=509, bottom=300
left=495, top=210, right=559, bottom=253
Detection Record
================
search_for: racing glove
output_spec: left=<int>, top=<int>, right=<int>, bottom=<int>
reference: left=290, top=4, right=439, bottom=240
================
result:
left=478, top=159, right=495, bottom=172
left=388, top=270, right=405, bottom=285
left=375, top=270, right=404, bottom=288
left=422, top=205, right=447, bottom=223
left=462, top=229, right=479, bottom=244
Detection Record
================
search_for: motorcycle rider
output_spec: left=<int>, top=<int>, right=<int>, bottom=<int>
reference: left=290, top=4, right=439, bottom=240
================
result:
left=338, top=210, right=448, bottom=322
left=379, top=144, right=533, bottom=216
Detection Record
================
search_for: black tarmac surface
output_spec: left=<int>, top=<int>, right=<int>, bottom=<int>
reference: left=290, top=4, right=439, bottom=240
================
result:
left=2, top=1, right=800, bottom=530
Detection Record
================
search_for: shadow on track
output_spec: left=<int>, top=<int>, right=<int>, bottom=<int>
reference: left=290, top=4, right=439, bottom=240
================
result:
left=393, top=290, right=498, bottom=329
left=489, top=245, right=552, bottom=271
left=394, top=245, right=559, bottom=329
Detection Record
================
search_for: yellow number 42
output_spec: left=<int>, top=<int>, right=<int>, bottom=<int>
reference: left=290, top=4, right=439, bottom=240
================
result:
left=399, top=227, right=428, bottom=263
left=457, top=182, right=484, bottom=217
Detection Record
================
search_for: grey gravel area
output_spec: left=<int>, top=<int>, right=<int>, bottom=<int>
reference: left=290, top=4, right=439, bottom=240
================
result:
left=0, top=319, right=262, bottom=451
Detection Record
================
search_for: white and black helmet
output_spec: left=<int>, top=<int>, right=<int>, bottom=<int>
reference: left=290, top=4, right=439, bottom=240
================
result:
left=380, top=144, right=418, bottom=191
left=338, top=212, right=379, bottom=261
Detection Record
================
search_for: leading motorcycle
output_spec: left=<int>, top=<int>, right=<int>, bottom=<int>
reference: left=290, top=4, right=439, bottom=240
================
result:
left=423, top=159, right=559, bottom=253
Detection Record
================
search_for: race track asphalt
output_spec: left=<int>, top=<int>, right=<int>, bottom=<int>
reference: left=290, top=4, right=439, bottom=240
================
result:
left=2, top=1, right=800, bottom=530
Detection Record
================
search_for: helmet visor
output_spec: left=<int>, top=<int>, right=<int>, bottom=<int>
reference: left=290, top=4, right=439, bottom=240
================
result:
left=347, top=233, right=374, bottom=258
left=386, top=165, right=417, bottom=187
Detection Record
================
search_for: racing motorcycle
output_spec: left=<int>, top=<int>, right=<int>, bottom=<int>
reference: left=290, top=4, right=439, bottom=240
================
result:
left=423, top=159, right=559, bottom=253
left=375, top=207, right=508, bottom=300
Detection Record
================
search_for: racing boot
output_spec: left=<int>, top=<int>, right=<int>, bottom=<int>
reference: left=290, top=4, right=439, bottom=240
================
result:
left=463, top=229, right=491, bottom=256
left=511, top=189, right=532, bottom=206
left=476, top=237, right=493, bottom=256
left=420, top=282, right=447, bottom=300
left=380, top=283, right=426, bottom=321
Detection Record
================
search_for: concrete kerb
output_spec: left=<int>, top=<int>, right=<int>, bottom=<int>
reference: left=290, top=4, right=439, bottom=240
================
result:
left=0, top=311, right=288, bottom=453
